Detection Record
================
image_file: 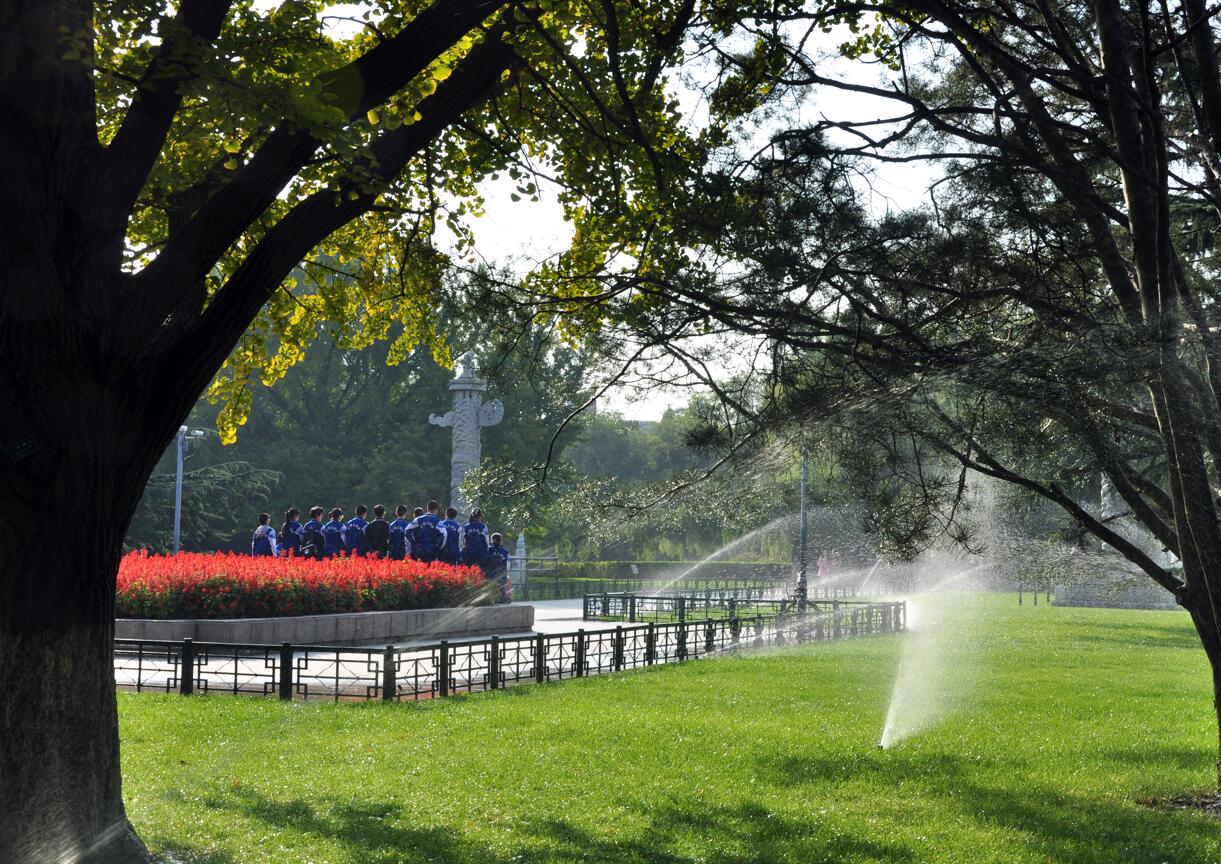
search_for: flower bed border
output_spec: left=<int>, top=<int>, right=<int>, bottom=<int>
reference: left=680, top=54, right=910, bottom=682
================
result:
left=116, top=604, right=534, bottom=645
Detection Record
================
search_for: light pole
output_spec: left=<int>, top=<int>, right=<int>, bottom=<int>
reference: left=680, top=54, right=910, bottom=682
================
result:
left=797, top=444, right=809, bottom=608
left=173, top=426, right=207, bottom=555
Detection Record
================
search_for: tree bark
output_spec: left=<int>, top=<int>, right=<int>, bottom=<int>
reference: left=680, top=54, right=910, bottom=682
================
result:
left=0, top=334, right=165, bottom=862
left=1183, top=595, right=1221, bottom=791
left=0, top=521, right=153, bottom=863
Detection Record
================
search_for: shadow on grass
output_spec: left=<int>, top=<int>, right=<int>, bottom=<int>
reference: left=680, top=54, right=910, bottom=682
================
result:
left=170, top=784, right=919, bottom=864
left=758, top=750, right=1220, bottom=864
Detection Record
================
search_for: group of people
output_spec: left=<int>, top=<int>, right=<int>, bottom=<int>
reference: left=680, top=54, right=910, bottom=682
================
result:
left=251, top=500, right=513, bottom=597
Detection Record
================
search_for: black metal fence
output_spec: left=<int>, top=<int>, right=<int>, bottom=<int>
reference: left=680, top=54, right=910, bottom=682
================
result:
left=114, top=600, right=905, bottom=703
left=519, top=578, right=857, bottom=602
left=581, top=592, right=891, bottom=624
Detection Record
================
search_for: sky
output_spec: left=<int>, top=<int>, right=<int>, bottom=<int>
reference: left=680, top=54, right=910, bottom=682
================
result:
left=440, top=38, right=937, bottom=420
left=316, top=7, right=940, bottom=420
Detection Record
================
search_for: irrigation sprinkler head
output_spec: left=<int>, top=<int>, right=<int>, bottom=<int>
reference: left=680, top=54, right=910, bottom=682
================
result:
left=877, top=743, right=886, bottom=750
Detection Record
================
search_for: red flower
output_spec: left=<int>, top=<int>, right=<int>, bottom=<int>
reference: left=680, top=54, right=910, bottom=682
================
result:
left=115, top=551, right=485, bottom=620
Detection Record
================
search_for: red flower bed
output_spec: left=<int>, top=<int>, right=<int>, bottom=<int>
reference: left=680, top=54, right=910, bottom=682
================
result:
left=116, top=551, right=489, bottom=619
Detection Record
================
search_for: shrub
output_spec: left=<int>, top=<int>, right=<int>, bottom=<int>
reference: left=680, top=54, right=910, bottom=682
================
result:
left=116, top=551, right=487, bottom=619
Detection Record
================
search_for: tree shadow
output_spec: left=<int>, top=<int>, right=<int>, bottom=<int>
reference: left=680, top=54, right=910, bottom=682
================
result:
left=182, top=784, right=919, bottom=864
left=757, top=750, right=1221, bottom=863
left=180, top=786, right=511, bottom=864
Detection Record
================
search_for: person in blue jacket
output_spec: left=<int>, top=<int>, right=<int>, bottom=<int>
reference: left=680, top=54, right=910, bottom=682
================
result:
left=279, top=508, right=303, bottom=557
left=485, top=533, right=512, bottom=602
left=462, top=508, right=490, bottom=567
left=321, top=508, right=347, bottom=558
left=438, top=507, right=462, bottom=565
left=301, top=506, right=326, bottom=560
left=388, top=505, right=412, bottom=561
left=251, top=513, right=278, bottom=557
left=345, top=505, right=369, bottom=557
left=412, top=500, right=444, bottom=563
left=406, top=506, right=424, bottom=559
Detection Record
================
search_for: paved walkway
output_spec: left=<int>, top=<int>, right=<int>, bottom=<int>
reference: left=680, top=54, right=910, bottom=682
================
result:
left=114, top=599, right=633, bottom=696
left=525, top=599, right=625, bottom=634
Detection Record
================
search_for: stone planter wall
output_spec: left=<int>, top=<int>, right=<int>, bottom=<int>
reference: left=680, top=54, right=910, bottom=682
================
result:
left=116, top=604, right=534, bottom=645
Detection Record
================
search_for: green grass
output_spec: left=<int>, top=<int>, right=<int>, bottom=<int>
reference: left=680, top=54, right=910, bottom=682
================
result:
left=120, top=594, right=1221, bottom=863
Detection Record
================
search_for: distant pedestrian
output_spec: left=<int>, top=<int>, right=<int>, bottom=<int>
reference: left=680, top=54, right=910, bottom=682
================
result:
left=412, top=500, right=444, bottom=563
left=406, top=506, right=424, bottom=557
left=345, top=505, right=369, bottom=557
left=251, top=513, right=278, bottom=557
left=438, top=507, right=462, bottom=565
left=322, top=508, right=346, bottom=558
left=280, top=508, right=303, bottom=557
left=485, top=532, right=511, bottom=602
left=364, top=505, right=390, bottom=558
left=301, top=506, right=326, bottom=560
left=388, top=505, right=412, bottom=561
left=462, top=508, right=490, bottom=567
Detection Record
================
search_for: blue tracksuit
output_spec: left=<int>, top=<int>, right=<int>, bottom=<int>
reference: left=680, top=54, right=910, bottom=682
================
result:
left=462, top=521, right=489, bottom=566
left=388, top=518, right=411, bottom=560
left=301, top=519, right=325, bottom=560
left=438, top=519, right=461, bottom=564
left=251, top=524, right=278, bottom=557
left=412, top=513, right=442, bottom=562
left=280, top=520, right=303, bottom=556
left=321, top=520, right=347, bottom=558
left=485, top=544, right=510, bottom=582
left=345, top=516, right=369, bottom=556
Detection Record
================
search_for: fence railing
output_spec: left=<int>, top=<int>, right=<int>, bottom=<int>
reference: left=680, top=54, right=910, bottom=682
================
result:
left=114, top=601, right=905, bottom=703
left=518, top=578, right=857, bottom=602
left=582, top=593, right=894, bottom=623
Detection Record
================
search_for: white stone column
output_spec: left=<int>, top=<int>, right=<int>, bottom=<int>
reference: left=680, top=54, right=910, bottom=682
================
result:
left=429, top=352, right=503, bottom=515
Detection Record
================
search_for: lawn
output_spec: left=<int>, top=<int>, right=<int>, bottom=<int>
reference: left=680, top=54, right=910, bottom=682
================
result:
left=119, top=594, right=1221, bottom=863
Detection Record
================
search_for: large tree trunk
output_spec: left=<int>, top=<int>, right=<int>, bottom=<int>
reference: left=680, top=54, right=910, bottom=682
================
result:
left=0, top=538, right=152, bottom=863
left=0, top=379, right=163, bottom=862
left=1184, top=596, right=1221, bottom=792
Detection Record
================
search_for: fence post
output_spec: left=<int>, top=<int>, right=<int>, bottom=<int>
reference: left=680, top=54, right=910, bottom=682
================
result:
left=833, top=601, right=841, bottom=638
left=677, top=622, right=688, bottom=661
left=280, top=642, right=294, bottom=701
left=380, top=645, right=395, bottom=702
left=678, top=597, right=686, bottom=624
left=439, top=641, right=450, bottom=698
left=646, top=622, right=656, bottom=665
left=729, top=599, right=740, bottom=644
left=535, top=633, right=547, bottom=683
left=614, top=626, right=624, bottom=671
left=179, top=638, right=195, bottom=696
left=601, top=593, right=610, bottom=617
left=629, top=594, right=637, bottom=623
left=575, top=629, right=586, bottom=677
left=489, top=636, right=501, bottom=690
left=704, top=620, right=715, bottom=654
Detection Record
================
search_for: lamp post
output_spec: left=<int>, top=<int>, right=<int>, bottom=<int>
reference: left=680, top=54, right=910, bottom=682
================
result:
left=797, top=445, right=809, bottom=609
left=173, top=426, right=207, bottom=555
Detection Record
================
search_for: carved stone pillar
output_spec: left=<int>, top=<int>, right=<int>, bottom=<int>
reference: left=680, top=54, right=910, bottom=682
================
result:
left=429, top=352, right=503, bottom=515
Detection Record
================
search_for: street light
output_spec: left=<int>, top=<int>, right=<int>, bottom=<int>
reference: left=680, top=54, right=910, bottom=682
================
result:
left=173, top=426, right=207, bottom=555
left=797, top=444, right=809, bottom=609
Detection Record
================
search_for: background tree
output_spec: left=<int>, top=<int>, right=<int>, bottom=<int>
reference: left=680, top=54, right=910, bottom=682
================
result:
left=495, top=0, right=1221, bottom=795
left=128, top=309, right=592, bottom=552
left=0, top=0, right=719, bottom=859
left=125, top=461, right=281, bottom=551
